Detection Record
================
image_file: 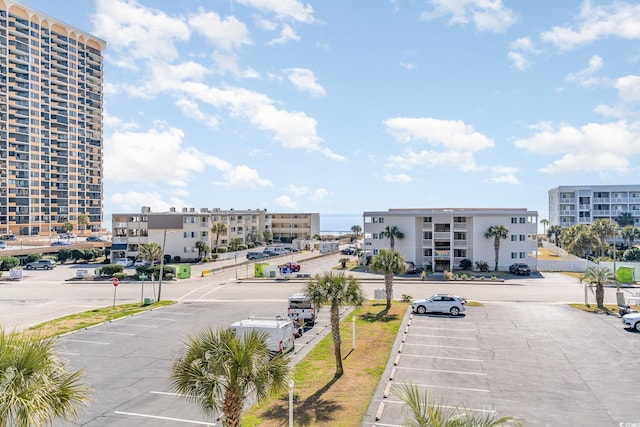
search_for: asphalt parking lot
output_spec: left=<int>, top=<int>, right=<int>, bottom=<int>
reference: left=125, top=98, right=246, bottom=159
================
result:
left=363, top=302, right=640, bottom=427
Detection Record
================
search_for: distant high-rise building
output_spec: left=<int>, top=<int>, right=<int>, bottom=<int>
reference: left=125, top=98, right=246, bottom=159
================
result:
left=0, top=1, right=106, bottom=236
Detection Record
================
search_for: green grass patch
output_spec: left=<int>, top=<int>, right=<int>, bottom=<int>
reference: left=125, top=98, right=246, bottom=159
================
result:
left=569, top=303, right=639, bottom=314
left=465, top=300, right=483, bottom=307
left=25, top=300, right=176, bottom=338
left=243, top=301, right=409, bottom=427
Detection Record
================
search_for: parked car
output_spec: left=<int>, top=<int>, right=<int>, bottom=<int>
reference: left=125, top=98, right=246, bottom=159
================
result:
left=411, top=294, right=466, bottom=316
left=86, top=236, right=106, bottom=242
left=25, top=259, right=57, bottom=270
left=278, top=261, right=301, bottom=272
left=0, top=241, right=5, bottom=250
left=341, top=247, right=356, bottom=255
left=51, top=240, right=71, bottom=246
left=405, top=261, right=417, bottom=274
left=58, top=233, right=76, bottom=239
left=116, top=258, right=134, bottom=267
left=622, top=312, right=640, bottom=332
left=509, top=263, right=531, bottom=276
left=0, top=234, right=16, bottom=240
left=134, top=259, right=150, bottom=267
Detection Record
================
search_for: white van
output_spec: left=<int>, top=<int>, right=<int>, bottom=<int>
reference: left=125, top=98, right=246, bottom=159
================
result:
left=288, top=293, right=316, bottom=326
left=229, top=317, right=295, bottom=355
left=264, top=246, right=290, bottom=255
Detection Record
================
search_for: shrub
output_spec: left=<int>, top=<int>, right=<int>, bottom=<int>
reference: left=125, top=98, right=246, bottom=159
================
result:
left=173, top=255, right=181, bottom=263
left=475, top=260, right=489, bottom=272
left=57, top=249, right=72, bottom=264
left=165, top=273, right=174, bottom=280
left=0, top=256, right=19, bottom=271
left=420, top=270, right=427, bottom=280
left=113, top=272, right=126, bottom=280
left=216, top=247, right=228, bottom=254
left=444, top=270, right=454, bottom=280
left=459, top=258, right=473, bottom=270
left=25, top=253, right=42, bottom=263
left=99, top=264, right=125, bottom=276
left=401, top=294, right=413, bottom=302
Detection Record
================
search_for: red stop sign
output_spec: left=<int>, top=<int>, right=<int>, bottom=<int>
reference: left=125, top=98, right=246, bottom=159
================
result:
left=113, top=277, right=119, bottom=287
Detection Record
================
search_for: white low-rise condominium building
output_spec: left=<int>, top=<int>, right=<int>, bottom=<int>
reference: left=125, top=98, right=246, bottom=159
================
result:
left=549, top=185, right=640, bottom=228
left=363, top=208, right=538, bottom=272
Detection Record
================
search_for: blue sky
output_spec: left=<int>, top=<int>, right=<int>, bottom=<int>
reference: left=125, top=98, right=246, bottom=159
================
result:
left=20, top=0, right=640, bottom=223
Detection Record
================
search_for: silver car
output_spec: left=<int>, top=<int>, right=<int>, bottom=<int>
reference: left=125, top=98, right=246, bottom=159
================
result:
left=411, top=294, right=466, bottom=316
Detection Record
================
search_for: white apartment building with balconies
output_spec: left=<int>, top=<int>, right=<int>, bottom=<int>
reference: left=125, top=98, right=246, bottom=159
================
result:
left=111, top=207, right=320, bottom=262
left=549, top=185, right=640, bottom=228
left=363, top=208, right=538, bottom=272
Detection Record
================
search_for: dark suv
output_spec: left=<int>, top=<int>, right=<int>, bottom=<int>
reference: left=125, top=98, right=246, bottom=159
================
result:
left=509, top=263, right=531, bottom=275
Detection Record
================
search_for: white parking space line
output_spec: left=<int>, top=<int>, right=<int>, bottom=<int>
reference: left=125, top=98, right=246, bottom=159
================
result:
left=61, top=339, right=110, bottom=345
left=410, top=326, right=476, bottom=332
left=151, top=391, right=188, bottom=397
left=410, top=334, right=476, bottom=340
left=114, top=411, right=217, bottom=426
left=401, top=354, right=482, bottom=362
left=393, top=381, right=490, bottom=393
left=144, top=317, right=178, bottom=321
left=381, top=399, right=496, bottom=413
left=404, top=343, right=480, bottom=350
left=396, top=366, right=487, bottom=376
left=114, top=323, right=157, bottom=328
left=89, top=330, right=136, bottom=336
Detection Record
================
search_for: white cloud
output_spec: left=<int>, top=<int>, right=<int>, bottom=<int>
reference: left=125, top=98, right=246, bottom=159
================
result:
left=383, top=173, right=413, bottom=183
left=175, top=98, right=219, bottom=128
left=541, top=1, right=640, bottom=51
left=268, top=24, right=301, bottom=45
left=508, top=37, right=540, bottom=71
left=110, top=191, right=187, bottom=213
left=235, top=0, right=316, bottom=23
left=283, top=68, right=326, bottom=96
left=484, top=166, right=520, bottom=184
left=400, top=61, right=416, bottom=71
left=384, top=117, right=494, bottom=151
left=385, top=149, right=479, bottom=172
left=615, top=75, right=640, bottom=103
left=188, top=9, right=252, bottom=51
left=275, top=195, right=298, bottom=209
left=309, top=188, right=331, bottom=202
left=565, top=55, right=604, bottom=87
left=284, top=184, right=310, bottom=196
left=213, top=164, right=273, bottom=188
left=514, top=121, right=640, bottom=175
left=180, top=82, right=345, bottom=160
left=92, top=0, right=190, bottom=63
left=420, top=0, right=518, bottom=33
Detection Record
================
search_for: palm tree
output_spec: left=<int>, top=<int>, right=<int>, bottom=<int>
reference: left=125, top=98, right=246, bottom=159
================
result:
left=485, top=225, right=509, bottom=271
left=304, top=272, right=365, bottom=377
left=621, top=225, right=640, bottom=247
left=590, top=218, right=617, bottom=258
left=581, top=265, right=614, bottom=309
left=0, top=328, right=91, bottom=426
left=540, top=219, right=549, bottom=235
left=393, top=383, right=520, bottom=427
left=561, top=224, right=598, bottom=259
left=228, top=238, right=242, bottom=252
left=547, top=225, right=562, bottom=246
left=171, top=327, right=290, bottom=427
left=615, top=212, right=635, bottom=227
left=381, top=225, right=404, bottom=250
left=210, top=222, right=227, bottom=254
left=350, top=224, right=362, bottom=241
left=77, top=213, right=89, bottom=233
left=195, top=240, right=209, bottom=259
left=138, top=242, right=162, bottom=264
left=263, top=229, right=273, bottom=244
left=370, top=249, right=406, bottom=309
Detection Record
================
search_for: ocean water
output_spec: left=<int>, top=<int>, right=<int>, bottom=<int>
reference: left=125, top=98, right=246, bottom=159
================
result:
left=320, top=213, right=362, bottom=234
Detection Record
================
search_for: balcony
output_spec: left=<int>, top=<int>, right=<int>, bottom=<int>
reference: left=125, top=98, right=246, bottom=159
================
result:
left=434, top=250, right=450, bottom=260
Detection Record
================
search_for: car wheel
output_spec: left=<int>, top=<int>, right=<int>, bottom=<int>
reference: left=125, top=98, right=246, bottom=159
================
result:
left=416, top=305, right=427, bottom=315
left=450, top=307, right=460, bottom=316
left=44, top=266, right=51, bottom=270
left=25, top=265, right=32, bottom=270
left=635, top=322, right=640, bottom=332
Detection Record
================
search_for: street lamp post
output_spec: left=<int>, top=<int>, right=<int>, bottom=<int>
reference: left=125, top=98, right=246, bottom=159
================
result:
left=157, top=229, right=167, bottom=302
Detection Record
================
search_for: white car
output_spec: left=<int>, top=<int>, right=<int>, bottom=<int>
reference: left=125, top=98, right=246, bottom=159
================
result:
left=116, top=258, right=134, bottom=268
left=621, top=312, right=640, bottom=332
left=411, top=294, right=467, bottom=316
left=134, top=259, right=150, bottom=267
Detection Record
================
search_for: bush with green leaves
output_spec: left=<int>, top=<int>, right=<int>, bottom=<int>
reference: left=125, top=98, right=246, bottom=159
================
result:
left=459, top=258, right=472, bottom=270
left=623, top=247, right=640, bottom=261
left=98, top=264, right=125, bottom=276
left=25, top=253, right=42, bottom=263
left=475, top=260, right=489, bottom=272
left=0, top=256, right=19, bottom=271
left=57, top=248, right=72, bottom=264
left=216, top=247, right=227, bottom=254
left=173, top=256, right=181, bottom=263
left=113, top=272, right=126, bottom=280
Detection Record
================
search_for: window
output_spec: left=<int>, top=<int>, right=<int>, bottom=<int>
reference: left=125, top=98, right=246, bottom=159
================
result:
left=423, top=248, right=433, bottom=256
left=519, top=235, right=525, bottom=241
left=519, top=217, right=526, bottom=224
left=372, top=233, right=378, bottom=239
left=520, top=252, right=526, bottom=258
left=453, top=217, right=466, bottom=223
left=423, top=217, right=432, bottom=223
left=511, top=252, right=517, bottom=259
left=423, top=231, right=432, bottom=239
left=511, top=217, right=517, bottom=223
left=454, top=249, right=466, bottom=257
left=379, top=217, right=384, bottom=224
left=511, top=235, right=517, bottom=241
left=373, top=249, right=379, bottom=255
